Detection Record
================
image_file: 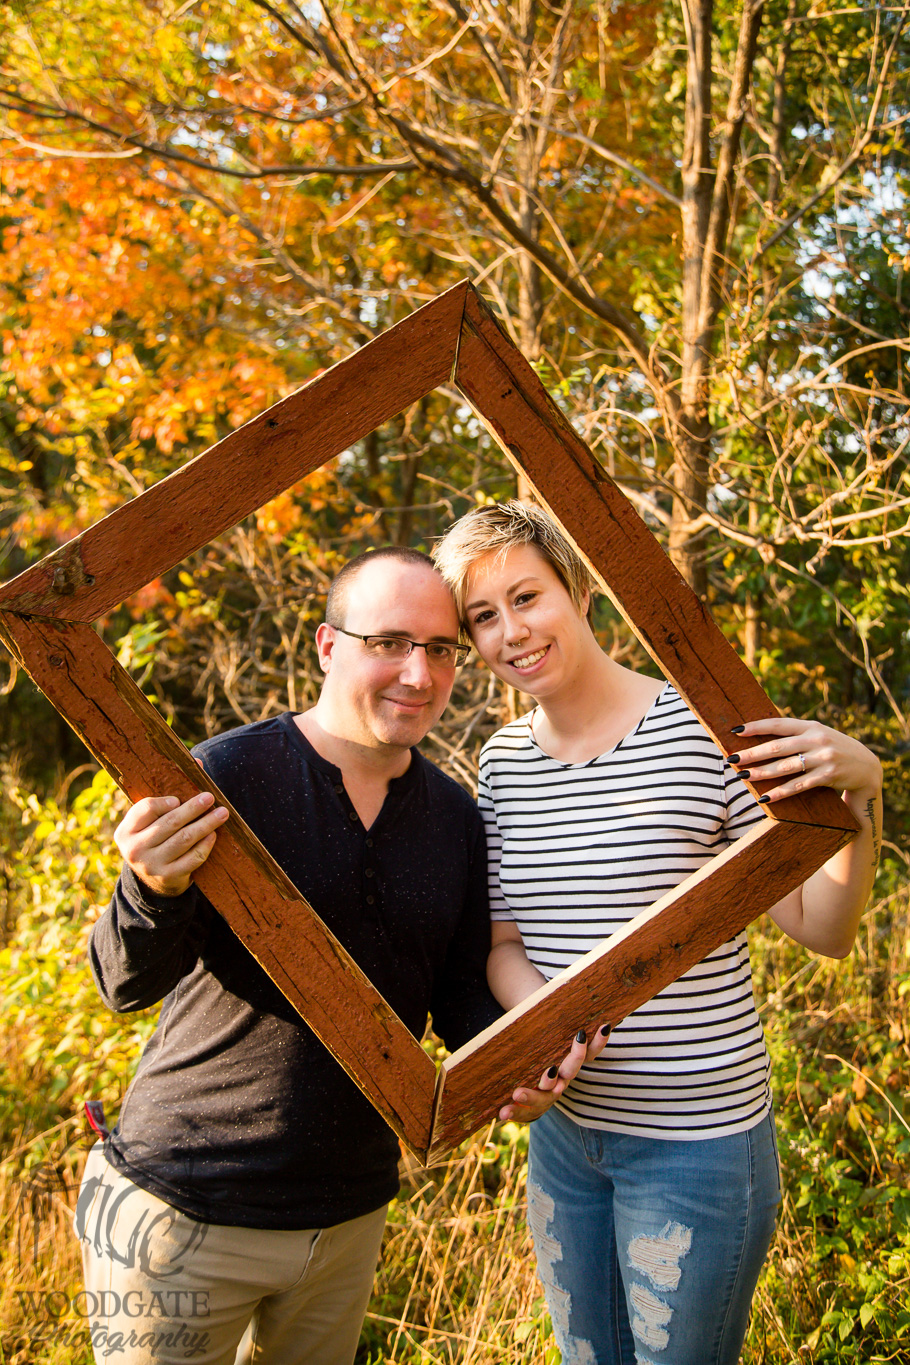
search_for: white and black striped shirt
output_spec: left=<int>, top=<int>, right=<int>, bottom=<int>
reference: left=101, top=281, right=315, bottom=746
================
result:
left=478, top=684, right=773, bottom=1140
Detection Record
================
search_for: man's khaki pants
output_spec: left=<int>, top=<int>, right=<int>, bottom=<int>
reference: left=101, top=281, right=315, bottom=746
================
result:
left=77, top=1143, right=388, bottom=1365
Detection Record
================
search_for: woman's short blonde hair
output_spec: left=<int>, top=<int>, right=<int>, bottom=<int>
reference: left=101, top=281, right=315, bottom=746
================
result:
left=432, top=500, right=595, bottom=621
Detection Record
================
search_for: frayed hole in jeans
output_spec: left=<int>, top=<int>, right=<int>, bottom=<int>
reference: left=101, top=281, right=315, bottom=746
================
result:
left=527, top=1180, right=597, bottom=1365
left=626, top=1220, right=693, bottom=1357
left=628, top=1220, right=692, bottom=1291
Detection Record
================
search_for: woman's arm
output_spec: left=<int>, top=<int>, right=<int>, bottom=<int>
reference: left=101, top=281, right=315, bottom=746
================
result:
left=487, top=918, right=548, bottom=1007
left=487, top=919, right=611, bottom=1120
left=728, top=718, right=883, bottom=957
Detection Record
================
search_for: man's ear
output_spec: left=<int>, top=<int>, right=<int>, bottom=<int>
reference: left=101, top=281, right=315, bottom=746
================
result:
left=315, top=623, right=335, bottom=674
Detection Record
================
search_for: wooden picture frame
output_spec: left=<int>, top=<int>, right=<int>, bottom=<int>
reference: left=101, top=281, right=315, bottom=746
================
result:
left=0, top=280, right=858, bottom=1163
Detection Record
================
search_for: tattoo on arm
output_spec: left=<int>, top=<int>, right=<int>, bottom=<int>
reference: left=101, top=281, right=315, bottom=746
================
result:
left=865, top=797, right=881, bottom=870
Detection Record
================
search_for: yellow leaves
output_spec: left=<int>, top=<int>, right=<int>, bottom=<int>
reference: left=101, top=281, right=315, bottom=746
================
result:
left=851, top=1070, right=868, bottom=1102
left=151, top=20, right=188, bottom=65
left=11, top=504, right=90, bottom=554
left=817, top=163, right=840, bottom=192
left=256, top=491, right=304, bottom=539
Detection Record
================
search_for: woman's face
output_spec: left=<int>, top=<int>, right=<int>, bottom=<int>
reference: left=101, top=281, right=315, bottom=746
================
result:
left=463, top=543, right=591, bottom=697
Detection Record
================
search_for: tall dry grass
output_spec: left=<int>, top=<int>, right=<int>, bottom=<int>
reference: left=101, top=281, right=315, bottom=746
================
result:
left=2, top=764, right=908, bottom=1363
left=361, top=1128, right=556, bottom=1364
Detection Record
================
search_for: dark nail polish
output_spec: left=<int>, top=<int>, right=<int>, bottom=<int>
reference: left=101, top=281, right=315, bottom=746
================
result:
left=728, top=753, right=741, bottom=764
left=759, top=795, right=771, bottom=804
left=731, top=725, right=745, bottom=734
left=599, top=1024, right=612, bottom=1037
left=576, top=1029, right=587, bottom=1044
left=547, top=1065, right=559, bottom=1079
left=738, top=770, right=751, bottom=780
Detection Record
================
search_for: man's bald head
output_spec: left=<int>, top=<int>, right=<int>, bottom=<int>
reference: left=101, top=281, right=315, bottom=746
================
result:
left=325, top=546, right=441, bottom=629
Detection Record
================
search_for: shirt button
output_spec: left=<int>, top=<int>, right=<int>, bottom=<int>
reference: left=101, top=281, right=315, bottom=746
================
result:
left=349, top=811, right=358, bottom=822
left=365, top=868, right=374, bottom=878
left=366, top=895, right=375, bottom=905
left=335, top=784, right=344, bottom=794
left=366, top=838, right=374, bottom=848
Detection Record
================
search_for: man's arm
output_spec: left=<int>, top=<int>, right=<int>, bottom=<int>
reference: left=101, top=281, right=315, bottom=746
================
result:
left=89, top=793, right=229, bottom=1013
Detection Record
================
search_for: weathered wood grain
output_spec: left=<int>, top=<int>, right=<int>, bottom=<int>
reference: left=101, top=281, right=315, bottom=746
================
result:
left=0, top=611, right=437, bottom=1154
left=0, top=282, right=470, bottom=622
left=426, top=815, right=853, bottom=1160
left=454, top=290, right=858, bottom=837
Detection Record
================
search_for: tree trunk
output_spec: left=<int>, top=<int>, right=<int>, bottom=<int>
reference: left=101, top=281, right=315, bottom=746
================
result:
left=670, top=1, right=714, bottom=596
left=514, top=0, right=546, bottom=505
left=669, top=0, right=764, bottom=598
left=668, top=424, right=710, bottom=601
left=743, top=500, right=763, bottom=669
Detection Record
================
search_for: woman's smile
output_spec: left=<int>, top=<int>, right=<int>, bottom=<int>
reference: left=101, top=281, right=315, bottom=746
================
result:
left=507, top=644, right=550, bottom=672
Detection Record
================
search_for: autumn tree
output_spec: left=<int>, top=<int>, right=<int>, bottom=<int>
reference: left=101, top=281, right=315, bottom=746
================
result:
left=1, top=0, right=909, bottom=754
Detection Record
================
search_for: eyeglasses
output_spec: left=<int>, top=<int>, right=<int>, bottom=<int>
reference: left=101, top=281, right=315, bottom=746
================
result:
left=332, top=628, right=470, bottom=668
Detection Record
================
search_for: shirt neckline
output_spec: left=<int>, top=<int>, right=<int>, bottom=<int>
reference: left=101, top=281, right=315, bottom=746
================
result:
left=279, top=712, right=422, bottom=831
left=526, top=681, right=671, bottom=769
left=280, top=712, right=415, bottom=781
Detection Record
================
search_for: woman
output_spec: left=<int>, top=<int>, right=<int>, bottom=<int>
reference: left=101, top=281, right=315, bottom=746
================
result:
left=433, top=501, right=882, bottom=1365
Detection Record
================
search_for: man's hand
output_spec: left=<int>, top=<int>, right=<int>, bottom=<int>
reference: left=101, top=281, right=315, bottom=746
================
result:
left=115, top=792, right=229, bottom=897
left=498, top=1025, right=613, bottom=1123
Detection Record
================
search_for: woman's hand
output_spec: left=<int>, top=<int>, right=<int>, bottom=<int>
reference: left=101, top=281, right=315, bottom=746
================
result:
left=498, top=1025, right=613, bottom=1123
left=729, top=716, right=883, bottom=957
left=727, top=716, right=882, bottom=808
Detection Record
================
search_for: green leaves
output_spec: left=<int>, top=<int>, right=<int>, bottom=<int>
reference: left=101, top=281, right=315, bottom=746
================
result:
left=754, top=878, right=910, bottom=1360
left=0, top=767, right=151, bottom=1150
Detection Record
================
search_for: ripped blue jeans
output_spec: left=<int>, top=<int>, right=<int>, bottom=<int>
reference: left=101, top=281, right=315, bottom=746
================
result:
left=526, top=1106, right=780, bottom=1365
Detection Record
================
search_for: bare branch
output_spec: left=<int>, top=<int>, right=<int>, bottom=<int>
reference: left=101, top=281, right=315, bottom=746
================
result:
left=0, top=128, right=142, bottom=159
left=441, top=0, right=512, bottom=101
left=381, top=111, right=671, bottom=398
left=698, top=0, right=766, bottom=333
left=758, top=8, right=909, bottom=256
left=1, top=92, right=416, bottom=177
left=248, top=0, right=354, bottom=88
left=523, top=116, right=682, bottom=208
left=376, top=20, right=475, bottom=97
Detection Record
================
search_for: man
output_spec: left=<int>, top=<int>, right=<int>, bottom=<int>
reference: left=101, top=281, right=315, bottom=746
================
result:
left=77, top=547, right=595, bottom=1365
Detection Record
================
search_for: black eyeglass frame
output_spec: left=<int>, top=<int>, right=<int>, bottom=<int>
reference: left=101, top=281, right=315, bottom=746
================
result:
left=330, top=626, right=471, bottom=668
